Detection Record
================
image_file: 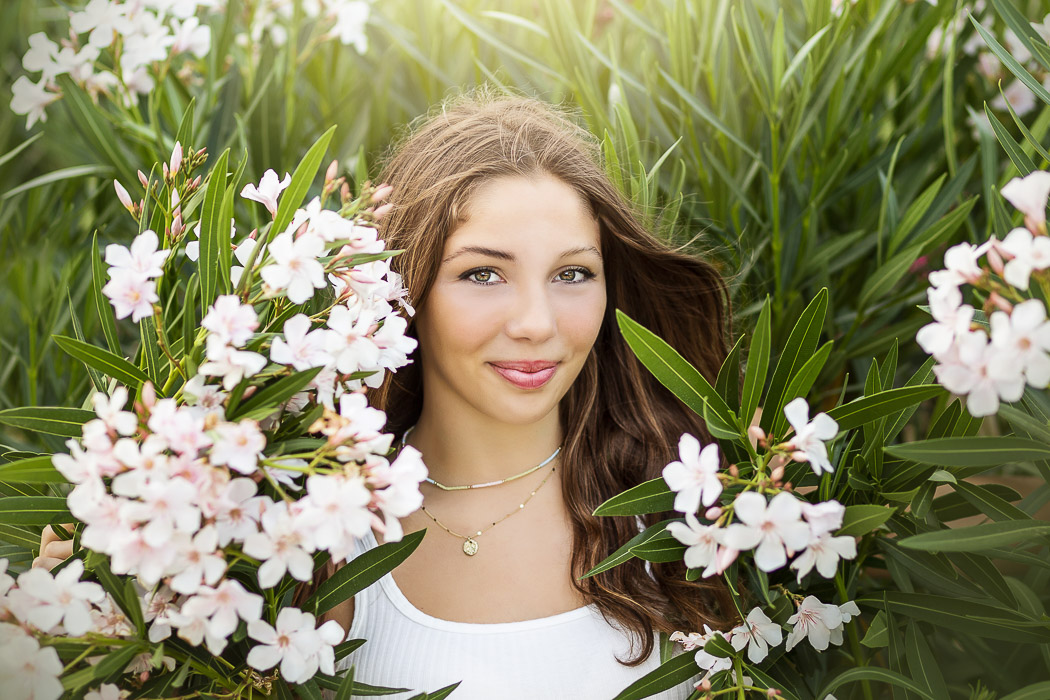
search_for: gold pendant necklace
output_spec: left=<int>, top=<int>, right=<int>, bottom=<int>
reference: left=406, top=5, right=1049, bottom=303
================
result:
left=419, top=464, right=557, bottom=556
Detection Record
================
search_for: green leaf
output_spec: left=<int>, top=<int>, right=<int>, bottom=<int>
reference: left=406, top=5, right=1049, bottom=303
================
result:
left=89, top=553, right=146, bottom=636
left=139, top=318, right=162, bottom=385
left=629, top=530, right=686, bottom=563
left=740, top=297, right=771, bottom=431
left=899, top=521, right=1050, bottom=553
left=838, top=505, right=895, bottom=537
left=861, top=591, right=1050, bottom=643
left=611, top=652, right=699, bottom=700
left=581, top=519, right=678, bottom=579
left=905, top=622, right=949, bottom=699
left=615, top=310, right=736, bottom=436
left=818, top=667, right=936, bottom=700
left=985, top=102, right=1035, bottom=175
left=593, top=477, right=674, bottom=517
left=828, top=385, right=943, bottom=432
left=952, top=480, right=1031, bottom=522
left=297, top=680, right=322, bottom=700
left=0, top=407, right=93, bottom=438
left=334, top=664, right=355, bottom=700
left=53, top=336, right=151, bottom=391
left=861, top=611, right=888, bottom=648
left=55, top=75, right=134, bottom=183
left=1, top=165, right=111, bottom=201
left=199, top=148, right=230, bottom=312
left=701, top=633, right=735, bottom=658
left=307, top=529, right=425, bottom=616
left=62, top=644, right=143, bottom=691
left=91, top=232, right=122, bottom=355
left=760, top=289, right=827, bottom=435
left=771, top=339, right=833, bottom=439
left=0, top=456, right=65, bottom=483
left=425, top=682, right=462, bottom=700
left=970, top=13, right=1050, bottom=109
left=232, top=367, right=323, bottom=420
left=0, top=497, right=72, bottom=525
left=1001, top=682, right=1050, bottom=700
left=884, top=436, right=1050, bottom=467
left=271, top=125, right=337, bottom=239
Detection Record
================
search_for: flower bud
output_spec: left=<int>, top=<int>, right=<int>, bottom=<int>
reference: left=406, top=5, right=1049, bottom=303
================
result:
left=171, top=212, right=183, bottom=239
left=137, top=170, right=149, bottom=189
left=372, top=183, right=393, bottom=203
left=987, top=245, right=1005, bottom=276
left=325, top=159, right=339, bottom=186
left=767, top=689, right=781, bottom=697
left=783, top=481, right=793, bottom=491
left=728, top=463, right=739, bottom=478
left=340, top=182, right=351, bottom=202
left=790, top=450, right=808, bottom=462
left=989, top=291, right=1013, bottom=313
left=162, top=162, right=169, bottom=180
left=771, top=465, right=785, bottom=482
left=114, top=180, right=134, bottom=211
left=170, top=140, right=183, bottom=176
left=141, top=381, right=156, bottom=409
left=242, top=386, right=258, bottom=399
left=704, top=506, right=722, bottom=520
left=769, top=453, right=788, bottom=470
left=374, top=203, right=393, bottom=221
left=248, top=228, right=258, bottom=240
left=747, top=425, right=767, bottom=445
left=698, top=679, right=712, bottom=691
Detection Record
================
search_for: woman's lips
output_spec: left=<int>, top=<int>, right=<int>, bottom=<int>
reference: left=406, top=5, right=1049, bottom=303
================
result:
left=489, top=363, right=558, bottom=389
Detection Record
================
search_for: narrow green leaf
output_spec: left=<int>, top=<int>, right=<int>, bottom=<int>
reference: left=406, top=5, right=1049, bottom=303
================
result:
left=0, top=407, right=93, bottom=438
left=0, top=497, right=72, bottom=526
left=838, top=505, right=896, bottom=537
left=970, top=16, right=1050, bottom=109
left=307, top=529, right=425, bottom=615
left=629, top=530, right=686, bottom=563
left=232, top=367, right=322, bottom=420
left=828, top=385, right=944, bottom=432
left=772, top=339, right=833, bottom=439
left=951, top=480, right=1031, bottom=522
left=92, top=232, right=121, bottom=355
left=984, top=102, right=1035, bottom=175
left=0, top=456, right=65, bottom=483
left=885, top=436, right=1050, bottom=467
left=899, top=521, right=1050, bottom=553
left=611, top=652, right=699, bottom=700
left=593, top=477, right=674, bottom=517
left=62, top=644, right=143, bottom=691
left=54, top=336, right=151, bottom=390
left=1001, top=682, right=1050, bottom=700
left=818, top=667, right=936, bottom=700
left=199, top=148, right=230, bottom=312
left=581, top=520, right=678, bottom=579
left=271, top=125, right=337, bottom=238
left=740, top=297, right=771, bottom=432
left=761, top=289, right=828, bottom=435
left=861, top=591, right=1050, bottom=643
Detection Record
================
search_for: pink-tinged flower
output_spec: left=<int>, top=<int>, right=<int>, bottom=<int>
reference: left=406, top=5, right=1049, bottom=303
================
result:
left=933, top=329, right=1026, bottom=416
left=242, top=501, right=315, bottom=588
left=928, top=241, right=993, bottom=289
left=302, top=474, right=372, bottom=560
left=782, top=398, right=839, bottom=476
left=169, top=141, right=183, bottom=176
left=325, top=305, right=382, bottom=375
left=209, top=419, right=266, bottom=475
left=10, top=76, right=59, bottom=129
left=241, top=169, right=291, bottom=217
left=666, top=511, right=727, bottom=577
left=369, top=445, right=427, bottom=543
left=84, top=683, right=124, bottom=700
left=10, top=559, right=105, bottom=636
left=182, top=374, right=227, bottom=417
left=102, top=272, right=158, bottom=322
left=828, top=601, right=861, bottom=647
left=271, top=314, right=332, bottom=370
left=1001, top=171, right=1050, bottom=231
left=229, top=237, right=259, bottom=286
left=169, top=526, right=226, bottom=595
left=182, top=578, right=263, bottom=644
left=186, top=219, right=236, bottom=262
left=170, top=16, right=211, bottom=58
left=916, top=284, right=975, bottom=358
left=200, top=337, right=268, bottom=390
left=723, top=491, right=812, bottom=572
left=998, top=228, right=1050, bottom=290
left=689, top=625, right=733, bottom=679
left=789, top=532, right=857, bottom=582
left=105, top=229, right=170, bottom=280
left=247, top=607, right=345, bottom=684
left=90, top=386, right=137, bottom=436
left=785, top=596, right=844, bottom=652
left=213, top=479, right=266, bottom=546
left=662, top=433, right=722, bottom=515
left=990, top=299, right=1050, bottom=389
left=147, top=399, right=213, bottom=455
left=260, top=231, right=327, bottom=304
left=800, top=500, right=846, bottom=538
left=202, top=295, right=259, bottom=347
left=122, top=476, right=202, bottom=547
left=730, top=607, right=783, bottom=663
left=0, top=623, right=64, bottom=700
left=991, top=79, right=1036, bottom=116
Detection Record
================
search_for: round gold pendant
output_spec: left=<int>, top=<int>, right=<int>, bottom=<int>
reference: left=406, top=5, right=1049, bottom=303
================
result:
left=463, top=538, right=479, bottom=556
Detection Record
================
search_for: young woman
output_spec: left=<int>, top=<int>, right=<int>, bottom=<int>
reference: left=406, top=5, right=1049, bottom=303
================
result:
left=320, top=89, right=738, bottom=698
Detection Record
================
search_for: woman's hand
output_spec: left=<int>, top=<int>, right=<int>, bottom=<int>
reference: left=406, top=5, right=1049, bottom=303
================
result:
left=31, top=523, right=74, bottom=570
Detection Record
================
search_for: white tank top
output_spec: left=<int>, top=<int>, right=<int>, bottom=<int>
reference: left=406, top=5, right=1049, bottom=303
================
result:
left=335, top=524, right=700, bottom=699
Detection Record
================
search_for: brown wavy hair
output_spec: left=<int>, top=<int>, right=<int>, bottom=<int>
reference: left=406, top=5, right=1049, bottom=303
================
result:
left=363, top=87, right=737, bottom=665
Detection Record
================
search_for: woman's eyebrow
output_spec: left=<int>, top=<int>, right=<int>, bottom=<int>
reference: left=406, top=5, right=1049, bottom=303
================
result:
left=442, top=245, right=602, bottom=264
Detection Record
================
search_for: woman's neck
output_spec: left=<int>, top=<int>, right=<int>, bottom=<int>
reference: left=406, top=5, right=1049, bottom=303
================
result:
left=405, top=410, right=563, bottom=486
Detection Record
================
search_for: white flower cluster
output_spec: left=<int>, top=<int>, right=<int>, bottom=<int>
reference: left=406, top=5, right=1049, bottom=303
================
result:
left=12, top=0, right=373, bottom=130
left=663, top=398, right=854, bottom=580
left=0, top=558, right=133, bottom=700
left=671, top=598, right=860, bottom=686
left=12, top=0, right=215, bottom=128
left=918, top=171, right=1050, bottom=417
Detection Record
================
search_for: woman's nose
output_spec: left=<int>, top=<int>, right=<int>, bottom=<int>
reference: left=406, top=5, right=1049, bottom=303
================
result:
left=505, top=281, right=557, bottom=342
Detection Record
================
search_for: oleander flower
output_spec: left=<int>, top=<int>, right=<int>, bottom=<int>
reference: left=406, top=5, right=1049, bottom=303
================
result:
left=662, top=433, right=722, bottom=515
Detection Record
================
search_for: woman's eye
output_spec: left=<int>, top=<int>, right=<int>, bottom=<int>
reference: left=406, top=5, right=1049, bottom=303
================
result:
left=465, top=268, right=503, bottom=285
left=558, top=267, right=594, bottom=283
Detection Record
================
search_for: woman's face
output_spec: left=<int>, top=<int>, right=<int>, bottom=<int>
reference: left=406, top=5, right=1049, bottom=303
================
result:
left=413, top=173, right=606, bottom=426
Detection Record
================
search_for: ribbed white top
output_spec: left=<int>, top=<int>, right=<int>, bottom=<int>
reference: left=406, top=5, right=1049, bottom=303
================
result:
left=334, top=525, right=699, bottom=699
